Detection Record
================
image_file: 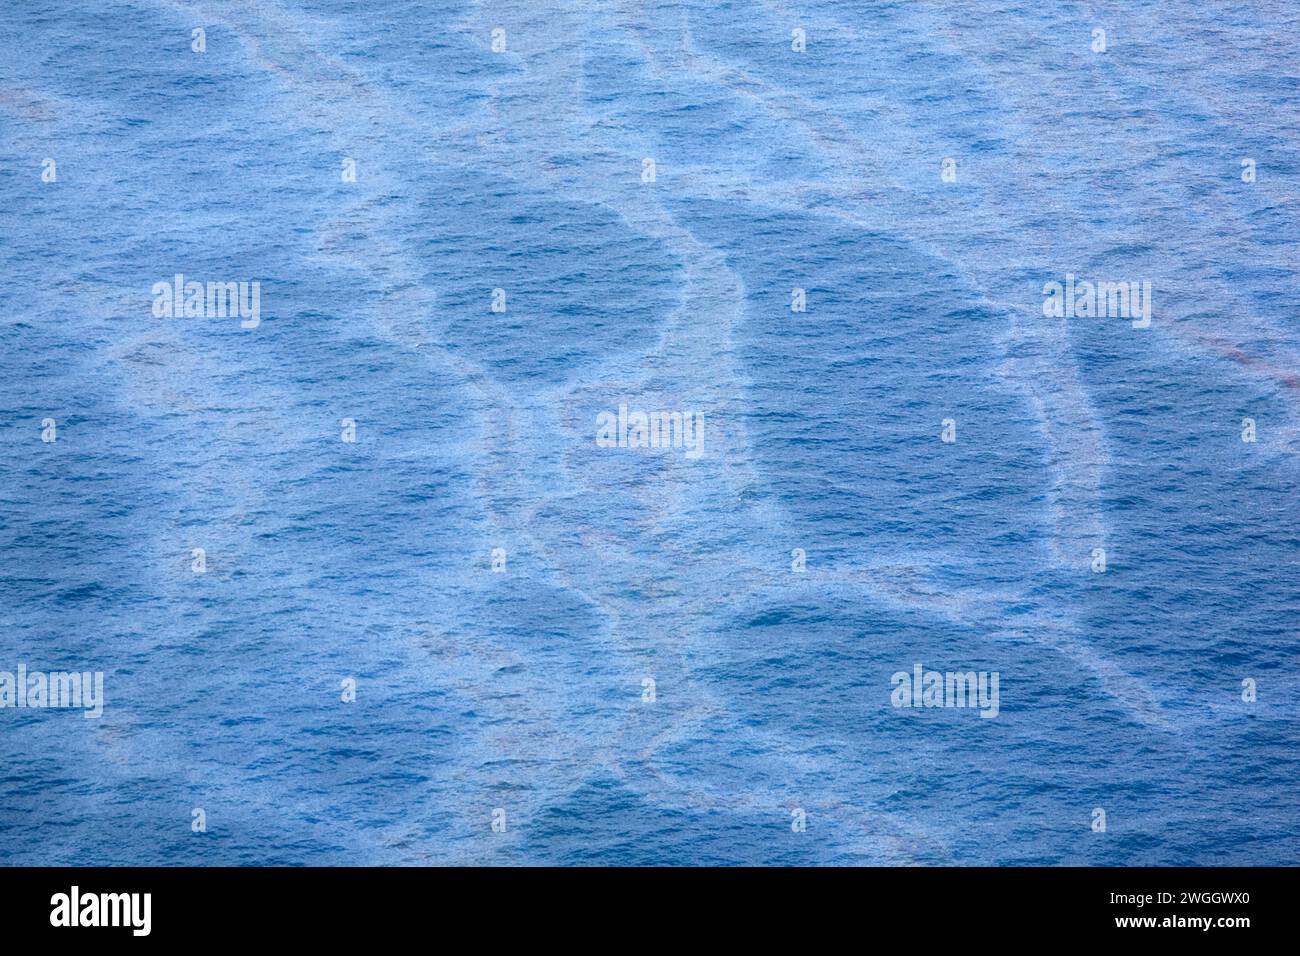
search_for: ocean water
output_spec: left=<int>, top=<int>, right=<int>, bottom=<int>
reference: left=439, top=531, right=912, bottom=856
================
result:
left=1, top=0, right=1298, bottom=866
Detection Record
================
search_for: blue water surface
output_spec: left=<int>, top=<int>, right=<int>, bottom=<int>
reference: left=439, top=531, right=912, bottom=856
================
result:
left=1, top=0, right=1298, bottom=865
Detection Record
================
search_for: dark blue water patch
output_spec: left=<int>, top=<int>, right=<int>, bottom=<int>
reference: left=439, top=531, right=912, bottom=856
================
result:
left=684, top=590, right=1244, bottom=864
left=390, top=166, right=683, bottom=387
left=2, top=2, right=249, bottom=118
left=510, top=773, right=838, bottom=865
left=1068, top=312, right=1300, bottom=687
left=669, top=196, right=1051, bottom=574
left=2, top=579, right=622, bottom=865
left=1061, top=304, right=1300, bottom=861
left=323, top=0, right=510, bottom=113
left=578, top=24, right=831, bottom=184
left=683, top=0, right=1015, bottom=160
